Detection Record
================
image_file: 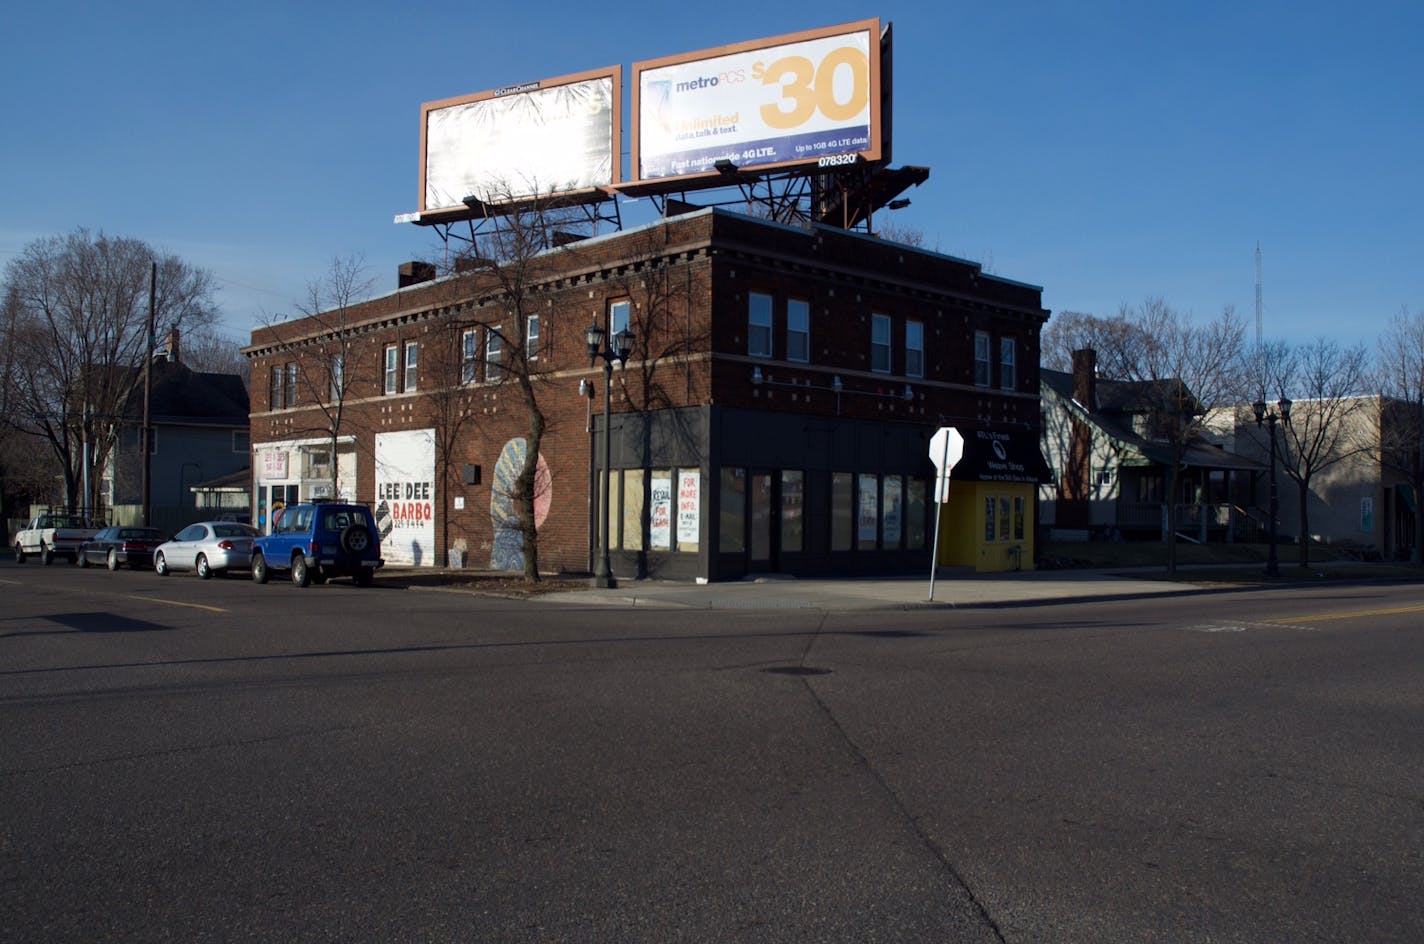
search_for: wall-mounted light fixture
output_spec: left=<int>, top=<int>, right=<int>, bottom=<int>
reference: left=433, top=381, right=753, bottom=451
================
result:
left=714, top=159, right=738, bottom=175
left=748, top=369, right=913, bottom=416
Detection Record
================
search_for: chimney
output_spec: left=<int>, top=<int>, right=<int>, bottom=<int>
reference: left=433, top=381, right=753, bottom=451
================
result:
left=398, top=261, right=436, bottom=288
left=1071, top=348, right=1097, bottom=411
left=154, top=327, right=181, bottom=364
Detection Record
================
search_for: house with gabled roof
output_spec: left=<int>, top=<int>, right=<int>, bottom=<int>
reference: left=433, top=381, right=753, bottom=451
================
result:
left=1039, top=349, right=1264, bottom=542
left=104, top=330, right=251, bottom=533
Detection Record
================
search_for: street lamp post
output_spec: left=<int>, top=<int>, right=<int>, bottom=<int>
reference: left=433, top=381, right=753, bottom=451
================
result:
left=585, top=322, right=634, bottom=588
left=1253, top=396, right=1292, bottom=579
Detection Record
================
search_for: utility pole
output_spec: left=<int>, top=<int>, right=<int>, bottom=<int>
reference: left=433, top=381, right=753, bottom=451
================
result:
left=142, top=261, right=155, bottom=527
left=1255, top=242, right=1263, bottom=345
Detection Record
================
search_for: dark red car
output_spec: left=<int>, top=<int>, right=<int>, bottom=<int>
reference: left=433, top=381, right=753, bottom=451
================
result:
left=76, top=526, right=167, bottom=571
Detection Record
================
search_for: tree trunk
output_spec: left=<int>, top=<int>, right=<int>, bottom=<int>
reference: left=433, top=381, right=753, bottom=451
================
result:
left=1297, top=477, right=1311, bottom=569
left=517, top=388, right=546, bottom=583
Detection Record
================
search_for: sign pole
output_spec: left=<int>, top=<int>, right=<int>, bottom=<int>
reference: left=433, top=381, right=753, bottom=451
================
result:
left=928, top=431, right=951, bottom=602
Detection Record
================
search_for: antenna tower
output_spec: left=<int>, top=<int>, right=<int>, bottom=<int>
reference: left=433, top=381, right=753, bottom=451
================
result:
left=1255, top=242, right=1262, bottom=344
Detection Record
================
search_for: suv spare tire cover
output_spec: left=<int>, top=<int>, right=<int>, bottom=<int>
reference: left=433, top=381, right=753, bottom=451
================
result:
left=340, top=524, right=372, bottom=555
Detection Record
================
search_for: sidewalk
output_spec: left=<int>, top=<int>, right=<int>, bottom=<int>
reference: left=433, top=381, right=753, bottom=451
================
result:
left=529, top=568, right=1213, bottom=611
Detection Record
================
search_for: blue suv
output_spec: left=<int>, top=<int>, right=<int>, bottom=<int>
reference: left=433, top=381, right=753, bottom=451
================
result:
left=251, top=502, right=384, bottom=587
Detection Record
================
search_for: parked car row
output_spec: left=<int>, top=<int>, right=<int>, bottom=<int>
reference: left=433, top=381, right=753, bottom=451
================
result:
left=13, top=502, right=384, bottom=588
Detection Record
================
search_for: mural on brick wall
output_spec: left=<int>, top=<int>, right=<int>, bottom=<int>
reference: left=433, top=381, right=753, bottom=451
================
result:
left=489, top=438, right=552, bottom=571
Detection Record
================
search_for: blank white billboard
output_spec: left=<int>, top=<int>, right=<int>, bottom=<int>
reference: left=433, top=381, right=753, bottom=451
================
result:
left=633, top=20, right=883, bottom=182
left=420, top=68, right=621, bottom=214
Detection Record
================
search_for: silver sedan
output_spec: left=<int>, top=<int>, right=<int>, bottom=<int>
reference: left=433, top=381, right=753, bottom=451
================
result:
left=154, top=521, right=260, bottom=578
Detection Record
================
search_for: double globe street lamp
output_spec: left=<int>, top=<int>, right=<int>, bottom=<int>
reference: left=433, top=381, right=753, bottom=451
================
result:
left=585, top=322, right=634, bottom=588
left=1252, top=396, right=1292, bottom=579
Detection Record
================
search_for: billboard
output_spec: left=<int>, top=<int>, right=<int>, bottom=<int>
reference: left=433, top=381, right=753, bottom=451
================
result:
left=419, top=67, right=621, bottom=215
left=632, top=19, right=884, bottom=183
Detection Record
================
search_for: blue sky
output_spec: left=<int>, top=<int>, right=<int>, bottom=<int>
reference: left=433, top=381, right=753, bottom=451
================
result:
left=3, top=0, right=1419, bottom=351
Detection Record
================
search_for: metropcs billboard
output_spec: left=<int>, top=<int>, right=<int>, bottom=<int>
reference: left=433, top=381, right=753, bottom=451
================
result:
left=633, top=19, right=884, bottom=181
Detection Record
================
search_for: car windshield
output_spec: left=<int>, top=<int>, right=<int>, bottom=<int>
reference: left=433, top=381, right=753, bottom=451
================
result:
left=119, top=529, right=162, bottom=540
left=214, top=524, right=258, bottom=538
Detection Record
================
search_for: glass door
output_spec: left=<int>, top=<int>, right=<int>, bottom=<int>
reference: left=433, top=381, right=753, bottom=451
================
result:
left=749, top=472, right=774, bottom=571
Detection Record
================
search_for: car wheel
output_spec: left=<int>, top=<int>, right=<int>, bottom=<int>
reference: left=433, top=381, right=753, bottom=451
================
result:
left=107, top=549, right=120, bottom=572
left=41, top=543, right=53, bottom=566
left=154, top=551, right=169, bottom=576
left=354, top=568, right=374, bottom=587
left=291, top=555, right=310, bottom=588
left=339, top=524, right=372, bottom=555
left=14, top=543, right=25, bottom=564
left=251, top=553, right=269, bottom=584
left=196, top=554, right=211, bottom=580
left=76, top=551, right=89, bottom=568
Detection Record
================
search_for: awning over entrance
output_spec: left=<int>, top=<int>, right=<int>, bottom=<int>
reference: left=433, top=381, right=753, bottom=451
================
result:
left=954, top=428, right=1051, bottom=484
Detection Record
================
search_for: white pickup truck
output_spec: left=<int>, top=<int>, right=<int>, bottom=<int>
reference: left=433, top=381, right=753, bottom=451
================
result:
left=14, top=513, right=102, bottom=565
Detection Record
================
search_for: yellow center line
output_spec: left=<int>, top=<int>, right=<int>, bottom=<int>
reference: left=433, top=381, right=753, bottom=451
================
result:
left=127, top=595, right=227, bottom=614
left=1267, top=603, right=1424, bottom=624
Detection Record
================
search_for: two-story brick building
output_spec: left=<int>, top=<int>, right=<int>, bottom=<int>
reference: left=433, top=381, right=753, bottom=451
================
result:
left=245, top=208, right=1048, bottom=581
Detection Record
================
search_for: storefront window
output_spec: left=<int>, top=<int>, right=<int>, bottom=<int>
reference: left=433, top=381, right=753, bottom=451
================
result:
left=622, top=469, right=645, bottom=551
left=999, top=497, right=1011, bottom=541
left=781, top=470, right=804, bottom=553
left=1014, top=496, right=1026, bottom=541
left=984, top=497, right=996, bottom=542
left=677, top=468, right=700, bottom=553
left=650, top=470, right=673, bottom=550
left=906, top=479, right=926, bottom=550
left=883, top=475, right=903, bottom=548
left=832, top=472, right=853, bottom=551
left=858, top=473, right=879, bottom=549
left=719, top=468, right=746, bottom=552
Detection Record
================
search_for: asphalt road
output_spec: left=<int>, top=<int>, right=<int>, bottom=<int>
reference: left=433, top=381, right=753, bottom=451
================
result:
left=2, top=565, right=1421, bottom=942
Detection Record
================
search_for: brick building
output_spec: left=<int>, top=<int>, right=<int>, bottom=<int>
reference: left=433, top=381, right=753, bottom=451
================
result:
left=245, top=208, right=1048, bottom=581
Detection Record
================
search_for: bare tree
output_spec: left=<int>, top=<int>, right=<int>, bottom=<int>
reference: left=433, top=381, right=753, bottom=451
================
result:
left=259, top=255, right=376, bottom=498
left=446, top=187, right=591, bottom=582
left=1, top=229, right=218, bottom=514
left=1040, top=310, right=1143, bottom=374
left=1374, top=306, right=1424, bottom=563
left=182, top=324, right=251, bottom=387
left=1254, top=338, right=1372, bottom=567
left=1104, top=299, right=1248, bottom=573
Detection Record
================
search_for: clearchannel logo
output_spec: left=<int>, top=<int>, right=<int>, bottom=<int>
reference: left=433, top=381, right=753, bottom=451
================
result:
left=674, top=69, right=747, bottom=94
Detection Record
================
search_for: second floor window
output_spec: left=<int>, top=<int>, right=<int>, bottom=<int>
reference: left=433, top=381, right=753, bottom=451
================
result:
left=461, top=329, right=478, bottom=384
left=486, top=327, right=503, bottom=381
left=748, top=292, right=772, bottom=358
left=330, top=353, right=345, bottom=402
left=905, top=320, right=924, bottom=378
left=269, top=366, right=282, bottom=411
left=974, top=332, right=991, bottom=386
left=610, top=299, right=631, bottom=339
left=1000, top=337, right=1017, bottom=390
left=787, top=299, right=809, bottom=362
left=404, top=341, right=418, bottom=392
left=284, top=363, right=297, bottom=407
left=871, top=313, right=891, bottom=373
left=384, top=345, right=398, bottom=395
left=527, top=315, right=540, bottom=361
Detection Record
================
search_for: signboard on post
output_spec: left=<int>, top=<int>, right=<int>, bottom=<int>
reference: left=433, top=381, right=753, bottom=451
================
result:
left=927, top=426, right=962, bottom=601
left=928, top=426, right=963, bottom=504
